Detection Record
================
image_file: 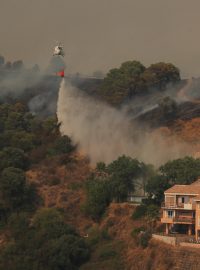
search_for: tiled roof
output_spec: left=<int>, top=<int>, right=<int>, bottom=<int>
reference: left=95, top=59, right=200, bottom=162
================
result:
left=165, top=184, right=200, bottom=195
left=190, top=179, right=200, bottom=186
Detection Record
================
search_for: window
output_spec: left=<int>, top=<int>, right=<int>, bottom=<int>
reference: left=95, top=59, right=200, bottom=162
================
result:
left=181, top=197, right=185, bottom=203
left=167, top=210, right=173, bottom=218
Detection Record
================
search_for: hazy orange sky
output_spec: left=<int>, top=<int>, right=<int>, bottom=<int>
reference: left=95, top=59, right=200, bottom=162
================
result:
left=1, top=0, right=200, bottom=76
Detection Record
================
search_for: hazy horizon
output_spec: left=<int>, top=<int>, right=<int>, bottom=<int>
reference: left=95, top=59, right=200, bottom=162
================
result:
left=1, top=0, right=200, bottom=76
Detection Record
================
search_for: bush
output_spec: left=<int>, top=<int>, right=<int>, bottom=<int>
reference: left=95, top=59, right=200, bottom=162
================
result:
left=86, top=227, right=102, bottom=247
left=132, top=204, right=147, bottom=219
left=86, top=227, right=111, bottom=247
left=0, top=147, right=29, bottom=171
left=99, top=249, right=117, bottom=260
left=0, top=167, right=36, bottom=212
left=48, top=135, right=75, bottom=156
left=139, top=231, right=152, bottom=248
left=146, top=205, right=159, bottom=220
left=131, top=227, right=145, bottom=238
left=83, top=179, right=111, bottom=221
left=101, top=228, right=111, bottom=240
left=0, top=208, right=90, bottom=270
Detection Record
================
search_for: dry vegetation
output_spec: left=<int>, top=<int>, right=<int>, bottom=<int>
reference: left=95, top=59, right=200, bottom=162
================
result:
left=26, top=151, right=200, bottom=270
left=26, top=154, right=94, bottom=233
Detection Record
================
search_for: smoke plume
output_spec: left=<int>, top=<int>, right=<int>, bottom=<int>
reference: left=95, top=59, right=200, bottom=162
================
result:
left=57, top=79, right=191, bottom=166
left=0, top=69, right=41, bottom=99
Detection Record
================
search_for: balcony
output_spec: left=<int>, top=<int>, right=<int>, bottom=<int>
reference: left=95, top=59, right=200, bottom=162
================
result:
left=161, top=216, right=195, bottom=224
left=161, top=202, right=195, bottom=210
left=161, top=217, right=173, bottom=223
left=173, top=217, right=195, bottom=224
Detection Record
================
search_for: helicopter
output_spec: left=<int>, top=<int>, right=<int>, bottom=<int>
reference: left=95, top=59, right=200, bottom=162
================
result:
left=52, top=43, right=65, bottom=77
left=53, top=43, right=65, bottom=57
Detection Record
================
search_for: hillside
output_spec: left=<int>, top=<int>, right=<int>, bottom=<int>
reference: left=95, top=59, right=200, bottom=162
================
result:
left=27, top=157, right=200, bottom=270
left=1, top=60, right=200, bottom=269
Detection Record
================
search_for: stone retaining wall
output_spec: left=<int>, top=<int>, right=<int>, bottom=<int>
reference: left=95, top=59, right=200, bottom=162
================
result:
left=152, top=234, right=196, bottom=247
left=152, top=234, right=176, bottom=246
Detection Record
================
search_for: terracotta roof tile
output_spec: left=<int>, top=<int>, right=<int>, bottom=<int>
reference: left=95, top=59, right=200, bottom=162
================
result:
left=190, top=179, right=200, bottom=186
left=165, top=184, right=200, bottom=195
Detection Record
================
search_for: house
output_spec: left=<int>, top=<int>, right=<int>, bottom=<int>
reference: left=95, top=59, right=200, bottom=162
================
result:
left=127, top=178, right=148, bottom=204
left=127, top=193, right=147, bottom=204
left=161, top=179, right=200, bottom=240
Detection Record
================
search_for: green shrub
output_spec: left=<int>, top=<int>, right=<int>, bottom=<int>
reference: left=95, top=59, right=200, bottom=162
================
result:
left=47, top=135, right=75, bottom=156
left=0, top=147, right=29, bottom=171
left=86, top=227, right=102, bottom=247
left=146, top=204, right=159, bottom=221
left=83, top=179, right=111, bottom=221
left=0, top=208, right=90, bottom=270
left=86, top=227, right=111, bottom=247
left=131, top=227, right=145, bottom=238
left=139, top=231, right=152, bottom=248
left=99, top=249, right=117, bottom=260
left=101, top=229, right=111, bottom=240
left=132, top=204, right=147, bottom=219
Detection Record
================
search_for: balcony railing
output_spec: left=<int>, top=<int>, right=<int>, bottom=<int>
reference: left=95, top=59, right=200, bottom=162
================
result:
left=161, top=202, right=183, bottom=208
left=161, top=202, right=195, bottom=210
left=173, top=217, right=195, bottom=224
left=161, top=216, right=195, bottom=224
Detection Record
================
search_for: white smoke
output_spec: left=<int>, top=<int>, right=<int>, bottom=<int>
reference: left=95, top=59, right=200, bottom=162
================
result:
left=0, top=70, right=42, bottom=98
left=57, top=79, right=191, bottom=166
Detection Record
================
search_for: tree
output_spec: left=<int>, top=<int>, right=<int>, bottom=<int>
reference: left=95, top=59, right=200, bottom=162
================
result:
left=13, top=103, right=27, bottom=114
left=9, top=131, right=37, bottom=152
left=8, top=212, right=30, bottom=240
left=99, top=61, right=180, bottom=105
left=96, top=162, right=107, bottom=172
left=41, top=234, right=89, bottom=270
left=107, top=156, right=141, bottom=202
left=48, top=135, right=75, bottom=156
left=145, top=62, right=180, bottom=90
left=101, top=61, right=146, bottom=105
left=0, top=167, right=27, bottom=210
left=84, top=156, right=143, bottom=219
left=146, top=157, right=200, bottom=205
left=135, top=162, right=156, bottom=195
left=5, top=111, right=28, bottom=131
left=84, top=178, right=111, bottom=221
left=0, top=147, right=29, bottom=171
left=158, top=96, right=177, bottom=119
left=120, top=61, right=146, bottom=77
left=33, top=208, right=77, bottom=240
left=160, top=156, right=200, bottom=185
left=0, top=209, right=90, bottom=270
left=146, top=204, right=160, bottom=228
left=32, top=208, right=90, bottom=269
left=12, top=60, right=24, bottom=70
left=42, top=117, right=59, bottom=135
left=146, top=175, right=170, bottom=204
